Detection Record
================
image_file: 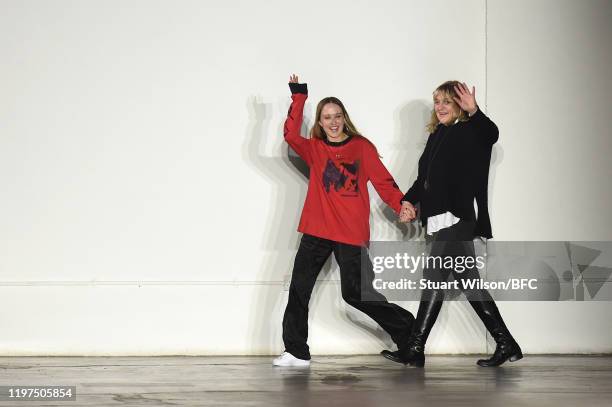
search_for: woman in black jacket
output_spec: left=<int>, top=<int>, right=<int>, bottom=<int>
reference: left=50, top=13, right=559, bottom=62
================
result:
left=382, top=81, right=522, bottom=367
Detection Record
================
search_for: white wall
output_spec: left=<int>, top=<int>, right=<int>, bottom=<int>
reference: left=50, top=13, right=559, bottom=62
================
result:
left=0, top=0, right=610, bottom=355
left=485, top=0, right=612, bottom=354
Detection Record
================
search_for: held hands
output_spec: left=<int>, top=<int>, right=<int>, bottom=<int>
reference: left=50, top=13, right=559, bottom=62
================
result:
left=289, top=74, right=299, bottom=83
left=453, top=82, right=478, bottom=116
left=399, top=201, right=417, bottom=223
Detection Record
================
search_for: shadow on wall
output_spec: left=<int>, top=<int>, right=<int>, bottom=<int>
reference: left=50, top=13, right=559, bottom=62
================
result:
left=481, top=110, right=503, bottom=353
left=379, top=100, right=430, bottom=241
left=488, top=134, right=504, bottom=236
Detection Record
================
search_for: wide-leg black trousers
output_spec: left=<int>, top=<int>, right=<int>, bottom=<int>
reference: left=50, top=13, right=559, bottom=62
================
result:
left=282, top=233, right=414, bottom=360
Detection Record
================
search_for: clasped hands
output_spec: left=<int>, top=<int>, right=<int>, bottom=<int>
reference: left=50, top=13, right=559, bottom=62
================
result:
left=399, top=201, right=417, bottom=223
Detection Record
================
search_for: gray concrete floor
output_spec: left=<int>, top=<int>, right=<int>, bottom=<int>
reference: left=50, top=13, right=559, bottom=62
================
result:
left=0, top=355, right=610, bottom=406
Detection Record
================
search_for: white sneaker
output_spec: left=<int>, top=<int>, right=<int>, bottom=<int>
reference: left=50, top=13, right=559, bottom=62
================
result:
left=272, top=352, right=310, bottom=367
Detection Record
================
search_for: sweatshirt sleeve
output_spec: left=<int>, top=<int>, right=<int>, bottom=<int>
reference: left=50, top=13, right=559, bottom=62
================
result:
left=363, top=141, right=404, bottom=214
left=467, top=108, right=499, bottom=146
left=283, top=83, right=312, bottom=165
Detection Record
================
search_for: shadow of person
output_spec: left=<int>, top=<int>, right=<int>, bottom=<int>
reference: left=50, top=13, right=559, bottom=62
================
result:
left=288, top=141, right=309, bottom=179
left=487, top=131, right=503, bottom=235
left=377, top=100, right=430, bottom=241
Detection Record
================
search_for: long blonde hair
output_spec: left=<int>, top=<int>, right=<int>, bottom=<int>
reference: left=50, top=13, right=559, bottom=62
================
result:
left=426, top=80, right=469, bottom=133
left=310, top=97, right=362, bottom=140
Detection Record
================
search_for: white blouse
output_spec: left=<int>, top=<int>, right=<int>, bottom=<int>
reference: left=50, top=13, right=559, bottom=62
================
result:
left=426, top=199, right=479, bottom=235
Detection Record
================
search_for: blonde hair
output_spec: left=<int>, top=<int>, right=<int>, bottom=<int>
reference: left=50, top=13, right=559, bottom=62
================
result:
left=426, top=80, right=469, bottom=133
left=310, top=97, right=362, bottom=140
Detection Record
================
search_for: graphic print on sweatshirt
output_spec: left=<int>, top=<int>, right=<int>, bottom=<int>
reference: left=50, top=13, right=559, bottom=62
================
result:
left=322, top=159, right=360, bottom=197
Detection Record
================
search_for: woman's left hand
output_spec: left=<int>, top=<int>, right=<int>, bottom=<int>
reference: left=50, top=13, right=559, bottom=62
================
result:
left=453, top=82, right=478, bottom=116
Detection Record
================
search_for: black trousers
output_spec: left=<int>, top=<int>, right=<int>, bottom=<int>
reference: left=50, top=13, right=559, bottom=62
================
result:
left=423, top=220, right=494, bottom=302
left=282, top=234, right=415, bottom=360
left=410, top=219, right=507, bottom=348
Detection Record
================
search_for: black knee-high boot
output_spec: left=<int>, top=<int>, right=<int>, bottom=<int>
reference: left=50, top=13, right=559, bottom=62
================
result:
left=469, top=300, right=523, bottom=367
left=381, top=290, right=444, bottom=367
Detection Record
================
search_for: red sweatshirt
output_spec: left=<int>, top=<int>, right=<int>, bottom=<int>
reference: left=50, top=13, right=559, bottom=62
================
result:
left=283, top=84, right=404, bottom=246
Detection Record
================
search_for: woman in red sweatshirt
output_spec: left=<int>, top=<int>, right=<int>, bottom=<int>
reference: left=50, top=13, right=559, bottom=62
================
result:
left=273, top=75, right=415, bottom=367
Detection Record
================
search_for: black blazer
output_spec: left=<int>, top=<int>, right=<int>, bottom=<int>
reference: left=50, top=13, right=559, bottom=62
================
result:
left=403, top=108, right=498, bottom=238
